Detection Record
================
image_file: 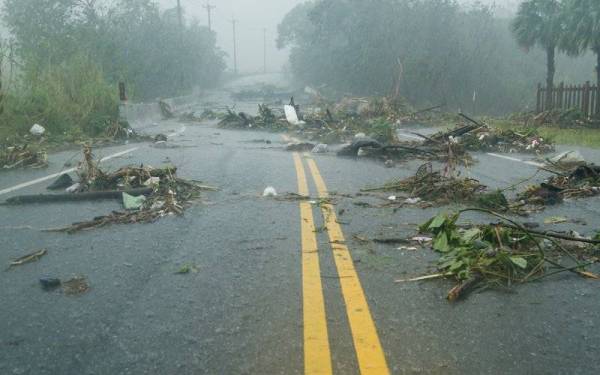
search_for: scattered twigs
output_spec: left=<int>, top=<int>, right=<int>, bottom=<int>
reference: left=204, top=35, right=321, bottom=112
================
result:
left=7, top=249, right=47, bottom=270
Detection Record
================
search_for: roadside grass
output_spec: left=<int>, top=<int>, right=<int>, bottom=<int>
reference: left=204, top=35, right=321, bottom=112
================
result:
left=0, top=55, right=119, bottom=146
left=487, top=118, right=600, bottom=148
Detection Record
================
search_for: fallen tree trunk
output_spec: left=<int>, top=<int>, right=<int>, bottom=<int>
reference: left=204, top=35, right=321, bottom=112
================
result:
left=3, top=188, right=153, bottom=205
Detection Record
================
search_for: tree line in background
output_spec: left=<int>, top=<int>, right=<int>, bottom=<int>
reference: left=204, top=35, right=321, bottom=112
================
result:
left=278, top=0, right=597, bottom=115
left=0, top=0, right=225, bottom=139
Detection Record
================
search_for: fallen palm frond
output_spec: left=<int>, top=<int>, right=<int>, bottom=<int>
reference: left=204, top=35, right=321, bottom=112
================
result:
left=416, top=209, right=599, bottom=302
left=1, top=144, right=48, bottom=169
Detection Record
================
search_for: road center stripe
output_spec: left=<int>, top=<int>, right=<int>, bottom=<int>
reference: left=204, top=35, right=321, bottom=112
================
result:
left=305, top=158, right=390, bottom=375
left=293, top=153, right=333, bottom=375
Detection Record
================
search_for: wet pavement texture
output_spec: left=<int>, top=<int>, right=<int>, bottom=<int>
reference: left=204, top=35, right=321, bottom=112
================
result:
left=1, top=74, right=599, bottom=375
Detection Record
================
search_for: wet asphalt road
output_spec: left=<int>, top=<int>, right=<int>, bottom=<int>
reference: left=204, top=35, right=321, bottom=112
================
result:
left=1, top=77, right=600, bottom=374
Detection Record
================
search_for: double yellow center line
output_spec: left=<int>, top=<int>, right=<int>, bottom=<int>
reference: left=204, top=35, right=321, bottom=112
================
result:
left=293, top=153, right=390, bottom=375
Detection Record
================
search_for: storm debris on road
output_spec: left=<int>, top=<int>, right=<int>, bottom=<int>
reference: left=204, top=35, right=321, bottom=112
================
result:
left=1, top=144, right=48, bottom=169
left=517, top=164, right=600, bottom=209
left=7, top=249, right=48, bottom=269
left=218, top=105, right=288, bottom=131
left=415, top=209, right=599, bottom=301
left=62, top=276, right=89, bottom=295
left=362, top=163, right=488, bottom=206
left=459, top=126, right=554, bottom=154
left=175, top=264, right=199, bottom=274
left=43, top=146, right=216, bottom=233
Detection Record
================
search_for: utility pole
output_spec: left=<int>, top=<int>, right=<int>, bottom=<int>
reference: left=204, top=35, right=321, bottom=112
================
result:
left=203, top=1, right=216, bottom=32
left=231, top=18, right=238, bottom=75
left=176, top=0, right=184, bottom=87
left=176, top=0, right=183, bottom=32
left=263, top=28, right=267, bottom=74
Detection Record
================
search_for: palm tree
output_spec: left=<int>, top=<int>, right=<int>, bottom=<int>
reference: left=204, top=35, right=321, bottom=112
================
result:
left=562, top=0, right=600, bottom=116
left=512, top=0, right=565, bottom=109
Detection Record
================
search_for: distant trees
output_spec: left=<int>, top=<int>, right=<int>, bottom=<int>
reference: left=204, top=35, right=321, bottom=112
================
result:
left=2, top=0, right=226, bottom=99
left=0, top=0, right=226, bottom=138
left=511, top=0, right=564, bottom=109
left=278, top=0, right=558, bottom=114
left=277, top=0, right=598, bottom=115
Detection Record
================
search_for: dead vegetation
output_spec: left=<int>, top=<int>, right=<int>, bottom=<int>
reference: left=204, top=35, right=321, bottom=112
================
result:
left=517, top=164, right=600, bottom=209
left=363, top=163, right=487, bottom=205
left=1, top=144, right=48, bottom=169
left=38, top=146, right=217, bottom=233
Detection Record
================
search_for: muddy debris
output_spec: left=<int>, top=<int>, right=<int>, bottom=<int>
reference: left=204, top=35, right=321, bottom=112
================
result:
left=517, top=164, right=600, bottom=209
left=62, top=276, right=90, bottom=295
left=1, top=144, right=48, bottom=170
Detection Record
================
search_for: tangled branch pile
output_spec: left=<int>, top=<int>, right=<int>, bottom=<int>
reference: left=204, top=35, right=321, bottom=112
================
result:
left=1, top=144, right=48, bottom=169
left=459, top=126, right=554, bottom=153
left=50, top=147, right=215, bottom=233
left=218, top=105, right=288, bottom=131
left=517, top=164, right=600, bottom=207
left=418, top=209, right=599, bottom=301
left=364, top=163, right=488, bottom=205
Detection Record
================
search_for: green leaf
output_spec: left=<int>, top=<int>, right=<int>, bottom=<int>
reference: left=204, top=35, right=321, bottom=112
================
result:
left=510, top=256, right=528, bottom=269
left=544, top=216, right=568, bottom=225
left=449, top=260, right=464, bottom=271
left=433, top=232, right=450, bottom=252
left=428, top=213, right=448, bottom=230
left=461, top=228, right=481, bottom=242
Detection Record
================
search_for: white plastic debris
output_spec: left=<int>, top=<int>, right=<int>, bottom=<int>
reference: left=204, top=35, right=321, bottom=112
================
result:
left=263, top=186, right=278, bottom=197
left=550, top=151, right=585, bottom=168
left=411, top=236, right=433, bottom=243
left=30, top=124, right=45, bottom=136
left=354, top=132, right=367, bottom=139
left=144, top=177, right=160, bottom=186
left=66, top=183, right=81, bottom=193
left=388, top=195, right=397, bottom=201
left=284, top=105, right=305, bottom=125
left=404, top=197, right=422, bottom=204
left=312, top=144, right=328, bottom=153
left=397, top=246, right=418, bottom=251
left=357, top=148, right=367, bottom=157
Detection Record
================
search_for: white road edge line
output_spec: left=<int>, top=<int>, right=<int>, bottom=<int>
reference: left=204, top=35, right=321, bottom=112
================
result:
left=0, top=147, right=139, bottom=196
left=397, top=132, right=546, bottom=168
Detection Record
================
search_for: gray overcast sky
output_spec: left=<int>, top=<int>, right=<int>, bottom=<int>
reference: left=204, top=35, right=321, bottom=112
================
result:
left=158, top=0, right=305, bottom=74
left=0, top=0, right=519, bottom=73
left=158, top=0, right=519, bottom=74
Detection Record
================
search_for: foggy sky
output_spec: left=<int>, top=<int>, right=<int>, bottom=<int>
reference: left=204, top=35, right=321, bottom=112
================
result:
left=158, top=0, right=304, bottom=74
left=159, top=0, right=519, bottom=74
left=0, top=0, right=520, bottom=74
